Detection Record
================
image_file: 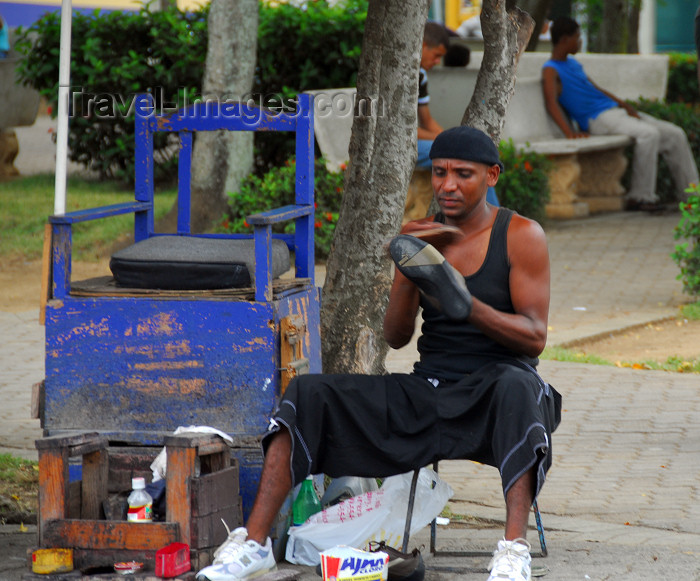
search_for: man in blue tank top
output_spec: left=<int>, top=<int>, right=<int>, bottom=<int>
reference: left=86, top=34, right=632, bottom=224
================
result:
left=197, top=126, right=560, bottom=581
left=542, top=17, right=698, bottom=212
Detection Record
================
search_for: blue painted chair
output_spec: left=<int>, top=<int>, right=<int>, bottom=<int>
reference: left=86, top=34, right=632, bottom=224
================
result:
left=44, top=94, right=321, bottom=518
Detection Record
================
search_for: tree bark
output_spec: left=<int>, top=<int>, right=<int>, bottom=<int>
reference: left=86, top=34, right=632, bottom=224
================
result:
left=627, top=0, right=641, bottom=54
left=599, top=0, right=627, bottom=53
left=519, top=0, right=554, bottom=52
left=170, top=0, right=258, bottom=234
left=463, top=0, right=535, bottom=140
left=320, top=0, right=430, bottom=374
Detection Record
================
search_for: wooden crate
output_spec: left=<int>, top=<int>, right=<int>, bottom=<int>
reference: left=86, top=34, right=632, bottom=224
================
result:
left=35, top=432, right=243, bottom=574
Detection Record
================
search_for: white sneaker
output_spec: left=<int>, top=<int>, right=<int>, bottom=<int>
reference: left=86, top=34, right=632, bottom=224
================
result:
left=196, top=528, right=276, bottom=581
left=212, top=524, right=248, bottom=564
left=487, top=538, right=532, bottom=581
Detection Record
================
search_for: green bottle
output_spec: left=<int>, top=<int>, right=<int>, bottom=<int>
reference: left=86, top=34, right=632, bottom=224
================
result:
left=292, top=475, right=322, bottom=526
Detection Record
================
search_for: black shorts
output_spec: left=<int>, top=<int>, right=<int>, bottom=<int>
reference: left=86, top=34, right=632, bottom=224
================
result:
left=263, top=360, right=562, bottom=497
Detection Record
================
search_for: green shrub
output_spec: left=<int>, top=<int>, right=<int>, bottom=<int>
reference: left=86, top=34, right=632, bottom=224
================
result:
left=15, top=7, right=208, bottom=182
left=15, top=1, right=367, bottom=182
left=497, top=140, right=552, bottom=223
left=253, top=0, right=367, bottom=173
left=671, top=188, right=700, bottom=297
left=667, top=52, right=699, bottom=106
left=628, top=99, right=700, bottom=203
left=219, top=158, right=345, bottom=260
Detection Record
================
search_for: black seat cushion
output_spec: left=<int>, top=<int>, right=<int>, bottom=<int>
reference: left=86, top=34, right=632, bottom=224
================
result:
left=109, top=236, right=291, bottom=290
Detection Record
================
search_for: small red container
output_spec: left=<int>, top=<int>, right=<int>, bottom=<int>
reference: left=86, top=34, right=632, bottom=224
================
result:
left=155, top=543, right=191, bottom=578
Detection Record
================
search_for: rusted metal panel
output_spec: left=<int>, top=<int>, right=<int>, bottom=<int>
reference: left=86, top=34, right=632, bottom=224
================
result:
left=45, top=297, right=280, bottom=439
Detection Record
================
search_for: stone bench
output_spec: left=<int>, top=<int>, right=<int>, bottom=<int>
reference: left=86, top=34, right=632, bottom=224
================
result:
left=0, top=29, right=42, bottom=178
left=500, top=78, right=632, bottom=218
left=428, top=51, right=669, bottom=130
left=428, top=52, right=669, bottom=218
left=306, top=53, right=669, bottom=219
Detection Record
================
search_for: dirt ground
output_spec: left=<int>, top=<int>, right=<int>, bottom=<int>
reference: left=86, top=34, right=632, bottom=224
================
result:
left=569, top=317, right=700, bottom=364
left=1, top=259, right=699, bottom=365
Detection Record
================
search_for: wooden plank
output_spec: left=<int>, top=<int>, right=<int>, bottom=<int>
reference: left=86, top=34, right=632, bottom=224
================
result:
left=200, top=448, right=231, bottom=474
left=68, top=277, right=310, bottom=299
left=81, top=448, right=108, bottom=519
left=191, top=504, right=243, bottom=549
left=35, top=432, right=105, bottom=453
left=41, top=520, right=179, bottom=550
left=190, top=467, right=239, bottom=517
left=38, top=447, right=69, bottom=544
left=166, top=445, right=197, bottom=547
left=40, top=223, right=52, bottom=325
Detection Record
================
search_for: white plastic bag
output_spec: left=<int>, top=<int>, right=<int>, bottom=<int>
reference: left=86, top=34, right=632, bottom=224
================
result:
left=286, top=468, right=453, bottom=566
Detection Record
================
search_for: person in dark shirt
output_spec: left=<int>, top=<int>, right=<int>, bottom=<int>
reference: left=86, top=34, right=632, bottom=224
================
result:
left=196, top=126, right=561, bottom=581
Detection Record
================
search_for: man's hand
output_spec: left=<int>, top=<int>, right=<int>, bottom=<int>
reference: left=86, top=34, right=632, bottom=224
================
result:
left=565, top=130, right=589, bottom=139
left=620, top=102, right=640, bottom=118
left=400, top=221, right=463, bottom=250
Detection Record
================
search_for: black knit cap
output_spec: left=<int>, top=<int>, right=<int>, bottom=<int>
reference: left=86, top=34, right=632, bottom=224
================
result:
left=429, top=125, right=504, bottom=172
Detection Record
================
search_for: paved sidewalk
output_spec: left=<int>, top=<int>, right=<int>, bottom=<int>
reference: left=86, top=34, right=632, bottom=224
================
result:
left=1, top=118, right=699, bottom=579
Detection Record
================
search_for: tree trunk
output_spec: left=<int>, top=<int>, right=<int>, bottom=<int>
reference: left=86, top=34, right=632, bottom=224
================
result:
left=599, top=0, right=627, bottom=53
left=627, top=0, right=640, bottom=54
left=166, top=0, right=258, bottom=234
left=320, top=0, right=429, bottom=374
left=463, top=0, right=535, bottom=140
left=519, top=0, right=554, bottom=52
left=427, top=1, right=533, bottom=217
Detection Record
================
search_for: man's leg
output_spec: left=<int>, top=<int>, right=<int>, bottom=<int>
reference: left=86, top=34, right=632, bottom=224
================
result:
left=488, top=467, right=535, bottom=581
left=246, top=429, right=292, bottom=544
left=589, top=108, right=660, bottom=203
left=639, top=112, right=699, bottom=201
left=504, top=467, right=536, bottom=540
left=195, top=431, right=291, bottom=580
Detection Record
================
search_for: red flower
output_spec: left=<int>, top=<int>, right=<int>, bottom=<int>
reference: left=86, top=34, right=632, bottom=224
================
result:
left=325, top=212, right=333, bottom=222
left=524, top=161, right=533, bottom=173
left=243, top=220, right=250, bottom=228
left=315, top=221, right=322, bottom=229
left=339, top=162, right=347, bottom=171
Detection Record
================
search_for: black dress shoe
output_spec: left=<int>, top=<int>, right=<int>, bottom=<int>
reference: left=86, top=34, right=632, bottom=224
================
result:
left=625, top=199, right=668, bottom=214
left=389, top=234, right=472, bottom=320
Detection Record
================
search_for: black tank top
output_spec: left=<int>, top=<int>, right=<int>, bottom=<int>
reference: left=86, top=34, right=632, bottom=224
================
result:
left=413, top=207, right=539, bottom=380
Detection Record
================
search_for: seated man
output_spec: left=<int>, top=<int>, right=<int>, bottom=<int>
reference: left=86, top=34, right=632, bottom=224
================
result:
left=196, top=126, right=562, bottom=581
left=416, top=22, right=449, bottom=170
left=542, top=16, right=699, bottom=213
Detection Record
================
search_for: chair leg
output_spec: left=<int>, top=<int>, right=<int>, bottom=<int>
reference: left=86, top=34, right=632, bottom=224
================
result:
left=428, top=461, right=548, bottom=559
left=532, top=499, right=547, bottom=557
left=402, top=468, right=421, bottom=553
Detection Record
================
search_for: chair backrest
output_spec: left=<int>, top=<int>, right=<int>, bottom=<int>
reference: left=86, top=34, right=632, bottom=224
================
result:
left=133, top=93, right=316, bottom=300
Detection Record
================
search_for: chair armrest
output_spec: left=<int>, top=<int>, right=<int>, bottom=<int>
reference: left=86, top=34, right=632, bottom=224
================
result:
left=49, top=202, right=152, bottom=225
left=246, top=204, right=313, bottom=226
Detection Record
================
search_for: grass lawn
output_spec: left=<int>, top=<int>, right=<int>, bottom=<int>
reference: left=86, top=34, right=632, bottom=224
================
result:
left=0, top=174, right=177, bottom=262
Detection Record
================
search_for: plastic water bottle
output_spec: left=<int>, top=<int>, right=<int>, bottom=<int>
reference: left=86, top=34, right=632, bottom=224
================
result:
left=292, top=475, right=322, bottom=526
left=127, top=477, right=153, bottom=522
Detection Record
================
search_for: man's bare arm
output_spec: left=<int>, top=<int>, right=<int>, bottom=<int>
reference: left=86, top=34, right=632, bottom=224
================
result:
left=588, top=78, right=640, bottom=118
left=466, top=216, right=550, bottom=357
left=542, top=67, right=588, bottom=139
left=417, top=105, right=443, bottom=140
